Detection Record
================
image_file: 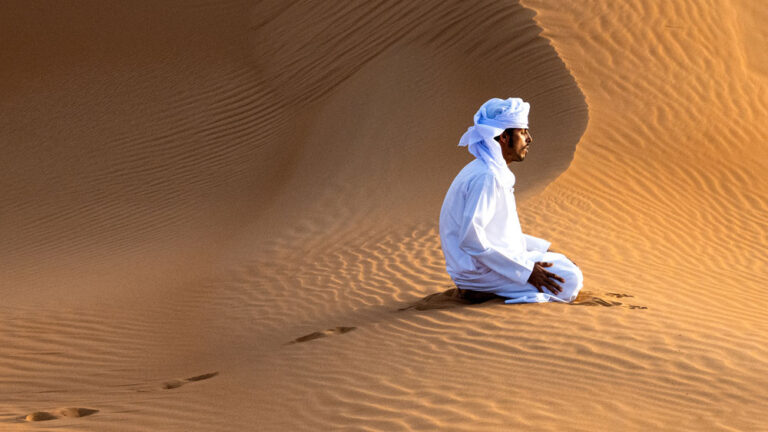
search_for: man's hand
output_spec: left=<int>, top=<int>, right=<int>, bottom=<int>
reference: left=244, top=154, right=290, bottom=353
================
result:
left=527, top=262, right=565, bottom=295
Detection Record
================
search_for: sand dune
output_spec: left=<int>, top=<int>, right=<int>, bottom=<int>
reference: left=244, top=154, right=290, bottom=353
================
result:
left=2, top=0, right=767, bottom=430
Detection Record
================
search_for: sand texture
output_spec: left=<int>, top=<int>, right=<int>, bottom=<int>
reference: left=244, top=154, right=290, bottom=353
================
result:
left=1, top=0, right=767, bottom=430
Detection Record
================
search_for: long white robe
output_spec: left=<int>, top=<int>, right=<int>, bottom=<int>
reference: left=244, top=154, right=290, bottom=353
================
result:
left=439, top=159, right=583, bottom=304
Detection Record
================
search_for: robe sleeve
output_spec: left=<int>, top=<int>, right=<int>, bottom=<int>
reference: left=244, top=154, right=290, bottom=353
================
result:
left=458, top=174, right=535, bottom=284
left=523, top=233, right=551, bottom=253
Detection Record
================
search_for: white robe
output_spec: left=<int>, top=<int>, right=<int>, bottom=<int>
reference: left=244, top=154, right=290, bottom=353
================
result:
left=439, top=159, right=583, bottom=304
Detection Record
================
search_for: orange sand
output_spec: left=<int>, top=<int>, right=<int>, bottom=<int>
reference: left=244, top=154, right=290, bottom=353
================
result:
left=1, top=0, right=767, bottom=430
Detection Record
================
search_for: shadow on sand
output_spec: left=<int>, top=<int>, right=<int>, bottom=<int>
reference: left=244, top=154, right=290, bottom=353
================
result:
left=397, top=287, right=506, bottom=311
left=398, top=288, right=648, bottom=311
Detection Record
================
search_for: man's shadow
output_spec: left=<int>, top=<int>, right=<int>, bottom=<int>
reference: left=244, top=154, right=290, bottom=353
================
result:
left=397, top=287, right=642, bottom=311
left=397, top=287, right=506, bottom=311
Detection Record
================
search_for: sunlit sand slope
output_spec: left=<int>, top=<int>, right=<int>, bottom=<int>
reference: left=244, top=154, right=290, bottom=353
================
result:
left=516, top=0, right=768, bottom=429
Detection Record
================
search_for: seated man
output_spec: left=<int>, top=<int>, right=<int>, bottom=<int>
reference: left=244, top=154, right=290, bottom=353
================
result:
left=439, top=98, right=583, bottom=304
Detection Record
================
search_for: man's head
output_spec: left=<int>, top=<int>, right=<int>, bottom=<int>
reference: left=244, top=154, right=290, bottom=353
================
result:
left=495, top=128, right=533, bottom=163
left=458, top=97, right=531, bottom=179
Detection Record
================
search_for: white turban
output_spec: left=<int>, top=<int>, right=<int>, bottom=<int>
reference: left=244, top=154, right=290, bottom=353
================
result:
left=458, top=98, right=530, bottom=186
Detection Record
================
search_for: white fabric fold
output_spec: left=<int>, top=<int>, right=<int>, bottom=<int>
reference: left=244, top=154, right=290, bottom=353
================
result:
left=456, top=171, right=535, bottom=284
left=523, top=233, right=551, bottom=253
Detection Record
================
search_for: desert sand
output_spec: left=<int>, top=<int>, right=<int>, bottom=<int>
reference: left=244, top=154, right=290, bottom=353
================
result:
left=2, top=0, right=767, bottom=430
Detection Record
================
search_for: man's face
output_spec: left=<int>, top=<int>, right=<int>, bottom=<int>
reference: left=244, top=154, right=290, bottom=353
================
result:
left=498, top=128, right=533, bottom=163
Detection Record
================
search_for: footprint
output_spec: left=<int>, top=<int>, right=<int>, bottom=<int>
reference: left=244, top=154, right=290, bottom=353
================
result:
left=162, top=371, right=219, bottom=390
left=57, top=407, right=98, bottom=418
left=24, top=412, right=56, bottom=422
left=572, top=292, right=648, bottom=310
left=287, top=326, right=356, bottom=344
left=24, top=407, right=98, bottom=422
left=185, top=372, right=219, bottom=382
left=572, top=296, right=622, bottom=307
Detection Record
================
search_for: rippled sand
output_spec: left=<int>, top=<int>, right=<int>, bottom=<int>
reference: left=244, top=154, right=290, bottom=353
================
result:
left=1, top=0, right=766, bottom=430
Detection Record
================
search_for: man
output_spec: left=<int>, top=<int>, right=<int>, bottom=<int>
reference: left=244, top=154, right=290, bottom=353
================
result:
left=439, top=98, right=583, bottom=304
